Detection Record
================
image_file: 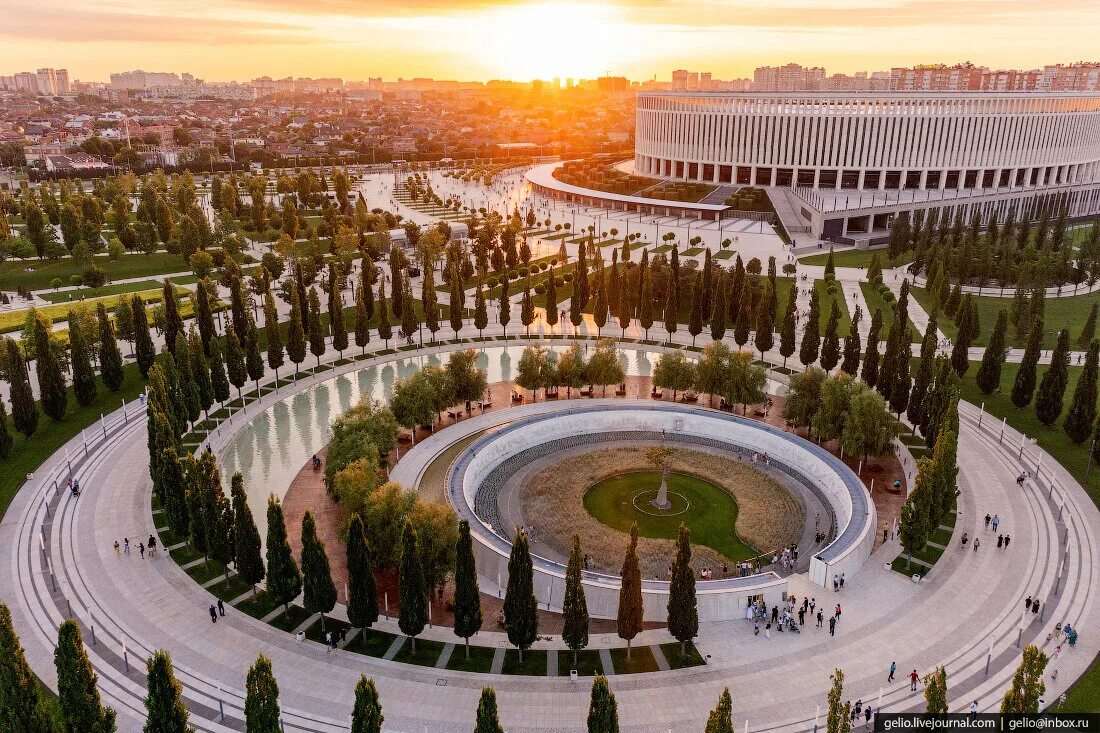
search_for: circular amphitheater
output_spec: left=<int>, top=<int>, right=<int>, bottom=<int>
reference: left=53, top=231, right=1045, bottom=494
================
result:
left=2, top=337, right=1098, bottom=732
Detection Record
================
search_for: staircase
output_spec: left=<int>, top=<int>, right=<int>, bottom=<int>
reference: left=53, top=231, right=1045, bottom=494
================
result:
left=765, top=187, right=811, bottom=235
left=699, top=185, right=739, bottom=205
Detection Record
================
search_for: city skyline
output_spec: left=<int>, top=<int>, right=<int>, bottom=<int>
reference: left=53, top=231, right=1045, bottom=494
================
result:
left=3, top=0, right=1100, bottom=84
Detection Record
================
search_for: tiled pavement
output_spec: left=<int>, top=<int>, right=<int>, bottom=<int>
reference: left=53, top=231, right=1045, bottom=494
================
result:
left=1, top=353, right=1098, bottom=733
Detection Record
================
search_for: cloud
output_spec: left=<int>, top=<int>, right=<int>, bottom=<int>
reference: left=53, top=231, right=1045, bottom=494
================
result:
left=0, top=1, right=320, bottom=45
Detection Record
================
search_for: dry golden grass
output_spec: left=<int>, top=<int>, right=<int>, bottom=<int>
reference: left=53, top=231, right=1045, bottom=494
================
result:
left=521, top=447, right=804, bottom=579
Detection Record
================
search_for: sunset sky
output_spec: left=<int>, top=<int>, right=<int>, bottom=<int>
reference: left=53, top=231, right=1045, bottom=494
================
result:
left=2, top=0, right=1099, bottom=83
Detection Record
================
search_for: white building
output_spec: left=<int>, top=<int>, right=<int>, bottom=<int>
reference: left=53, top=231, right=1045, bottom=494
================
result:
left=634, top=91, right=1100, bottom=243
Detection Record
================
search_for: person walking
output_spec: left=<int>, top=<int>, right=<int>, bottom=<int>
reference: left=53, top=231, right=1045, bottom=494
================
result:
left=969, top=701, right=978, bottom=717
left=992, top=514, right=1000, bottom=532
left=209, top=605, right=218, bottom=624
left=973, top=538, right=981, bottom=553
left=113, top=540, right=120, bottom=558
left=1004, top=535, right=1011, bottom=548
left=997, top=535, right=1004, bottom=548
left=138, top=542, right=145, bottom=559
left=798, top=608, right=806, bottom=625
left=865, top=707, right=873, bottom=728
left=909, top=670, right=919, bottom=691
left=123, top=538, right=130, bottom=555
left=148, top=534, right=157, bottom=556
left=217, top=599, right=225, bottom=617
left=888, top=661, right=896, bottom=682
left=817, top=610, right=824, bottom=628
left=1033, top=600, right=1041, bottom=618
left=835, top=603, right=842, bottom=620
left=1025, top=596, right=1033, bottom=612
left=829, top=616, right=836, bottom=636
left=984, top=514, right=991, bottom=529
left=840, top=573, right=845, bottom=589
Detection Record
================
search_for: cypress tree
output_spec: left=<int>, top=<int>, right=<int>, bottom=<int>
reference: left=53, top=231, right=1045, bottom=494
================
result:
left=132, top=294, right=155, bottom=378
left=977, top=310, right=1009, bottom=395
left=201, top=456, right=233, bottom=581
left=727, top=255, right=744, bottom=325
left=924, top=666, right=949, bottom=714
left=819, top=300, right=841, bottom=372
left=824, top=248, right=835, bottom=278
left=400, top=279, right=419, bottom=344
left=0, top=400, right=12, bottom=460
left=351, top=676, right=383, bottom=733
left=755, top=279, right=775, bottom=359
left=264, top=291, right=284, bottom=380
left=799, top=286, right=821, bottom=366
left=705, top=688, right=734, bottom=733
left=162, top=280, right=185, bottom=352
left=861, top=309, right=883, bottom=389
left=244, top=313, right=264, bottom=394
left=839, top=306, right=862, bottom=376
left=55, top=620, right=115, bottom=733
left=265, top=495, right=302, bottom=615
left=587, top=676, right=619, bottom=733
left=376, top=278, right=393, bottom=348
left=224, top=324, right=246, bottom=401
left=68, top=311, right=97, bottom=407
left=907, top=315, right=939, bottom=428
left=0, top=602, right=53, bottom=733
left=779, top=283, right=797, bottom=367
left=286, top=285, right=307, bottom=375
left=173, top=334, right=200, bottom=426
left=35, top=319, right=67, bottom=421
left=97, top=303, right=124, bottom=392
left=398, top=521, right=428, bottom=652
left=732, top=283, right=754, bottom=351
left=448, top=266, right=465, bottom=338
left=545, top=266, right=559, bottom=328
left=503, top=528, right=538, bottom=661
left=301, top=510, right=337, bottom=631
left=143, top=650, right=188, bottom=733
left=562, top=534, right=589, bottom=665
left=194, top=277, right=216, bottom=355
left=1065, top=340, right=1100, bottom=443
left=667, top=523, right=698, bottom=658
left=710, top=270, right=728, bottom=342
left=591, top=272, right=608, bottom=338
left=1036, top=329, right=1071, bottom=425
left=347, top=514, right=379, bottom=629
left=244, top=655, right=280, bottom=733
left=638, top=269, right=655, bottom=340
left=330, top=278, right=349, bottom=357
left=877, top=317, right=902, bottom=399
left=231, top=473, right=265, bottom=597
left=354, top=283, right=371, bottom=353
left=308, top=287, right=326, bottom=366
left=663, top=271, right=679, bottom=342
left=474, top=280, right=488, bottom=338
left=616, top=523, right=643, bottom=659
left=498, top=276, right=511, bottom=337
left=474, top=687, right=504, bottom=733
left=452, top=519, right=481, bottom=658
left=950, top=294, right=974, bottom=376
left=687, top=273, right=704, bottom=346
left=521, top=278, right=535, bottom=336
left=160, top=448, right=188, bottom=541
left=228, top=275, right=248, bottom=338
left=1078, top=303, right=1098, bottom=350
left=890, top=332, right=911, bottom=417
left=826, top=669, right=851, bottom=733
left=1011, top=320, right=1044, bottom=410
left=208, top=339, right=230, bottom=404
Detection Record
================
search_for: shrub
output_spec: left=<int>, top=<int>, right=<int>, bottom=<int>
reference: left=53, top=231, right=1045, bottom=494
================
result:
left=487, top=276, right=498, bottom=288
left=539, top=262, right=549, bottom=271
left=563, top=272, right=574, bottom=283
left=534, top=284, right=546, bottom=295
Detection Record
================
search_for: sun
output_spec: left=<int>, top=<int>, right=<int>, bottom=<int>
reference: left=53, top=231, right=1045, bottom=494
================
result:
left=468, top=2, right=636, bottom=81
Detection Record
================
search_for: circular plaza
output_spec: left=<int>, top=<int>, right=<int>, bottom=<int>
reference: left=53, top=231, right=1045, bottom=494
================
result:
left=3, top=334, right=1097, bottom=732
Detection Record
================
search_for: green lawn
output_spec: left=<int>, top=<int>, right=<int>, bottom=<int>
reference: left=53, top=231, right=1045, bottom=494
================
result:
left=558, top=649, right=605, bottom=676
left=0, top=252, right=188, bottom=291
left=584, top=471, right=756, bottom=561
left=913, top=286, right=1100, bottom=350
left=714, top=250, right=736, bottom=260
left=610, top=646, right=660, bottom=674
left=660, top=641, right=706, bottom=669
left=859, top=283, right=921, bottom=342
left=956, top=362, right=1100, bottom=505
left=772, top=278, right=852, bottom=338
left=446, top=643, right=497, bottom=673
left=392, top=637, right=445, bottom=666
left=36, top=279, right=169, bottom=303
left=0, top=286, right=178, bottom=334
left=345, top=629, right=399, bottom=658
left=501, top=649, right=548, bottom=675
left=269, top=604, right=314, bottom=632
left=0, top=363, right=148, bottom=519
left=800, top=248, right=911, bottom=269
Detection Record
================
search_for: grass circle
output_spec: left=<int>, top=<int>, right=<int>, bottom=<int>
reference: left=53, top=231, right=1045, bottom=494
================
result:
left=583, top=471, right=756, bottom=561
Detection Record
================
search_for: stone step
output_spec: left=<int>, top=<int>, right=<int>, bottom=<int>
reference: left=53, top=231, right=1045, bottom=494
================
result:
left=547, top=649, right=558, bottom=677
left=260, top=605, right=286, bottom=624
left=599, top=648, right=614, bottom=675
left=650, top=644, right=671, bottom=672
left=436, top=643, right=455, bottom=669
left=490, top=647, right=505, bottom=674
left=383, top=636, right=405, bottom=661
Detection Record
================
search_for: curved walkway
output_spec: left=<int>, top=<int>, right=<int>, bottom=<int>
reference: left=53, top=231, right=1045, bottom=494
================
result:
left=1, top=346, right=1098, bottom=733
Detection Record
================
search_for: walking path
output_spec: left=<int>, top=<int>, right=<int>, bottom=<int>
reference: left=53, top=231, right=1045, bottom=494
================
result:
left=2, top=334, right=1097, bottom=733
